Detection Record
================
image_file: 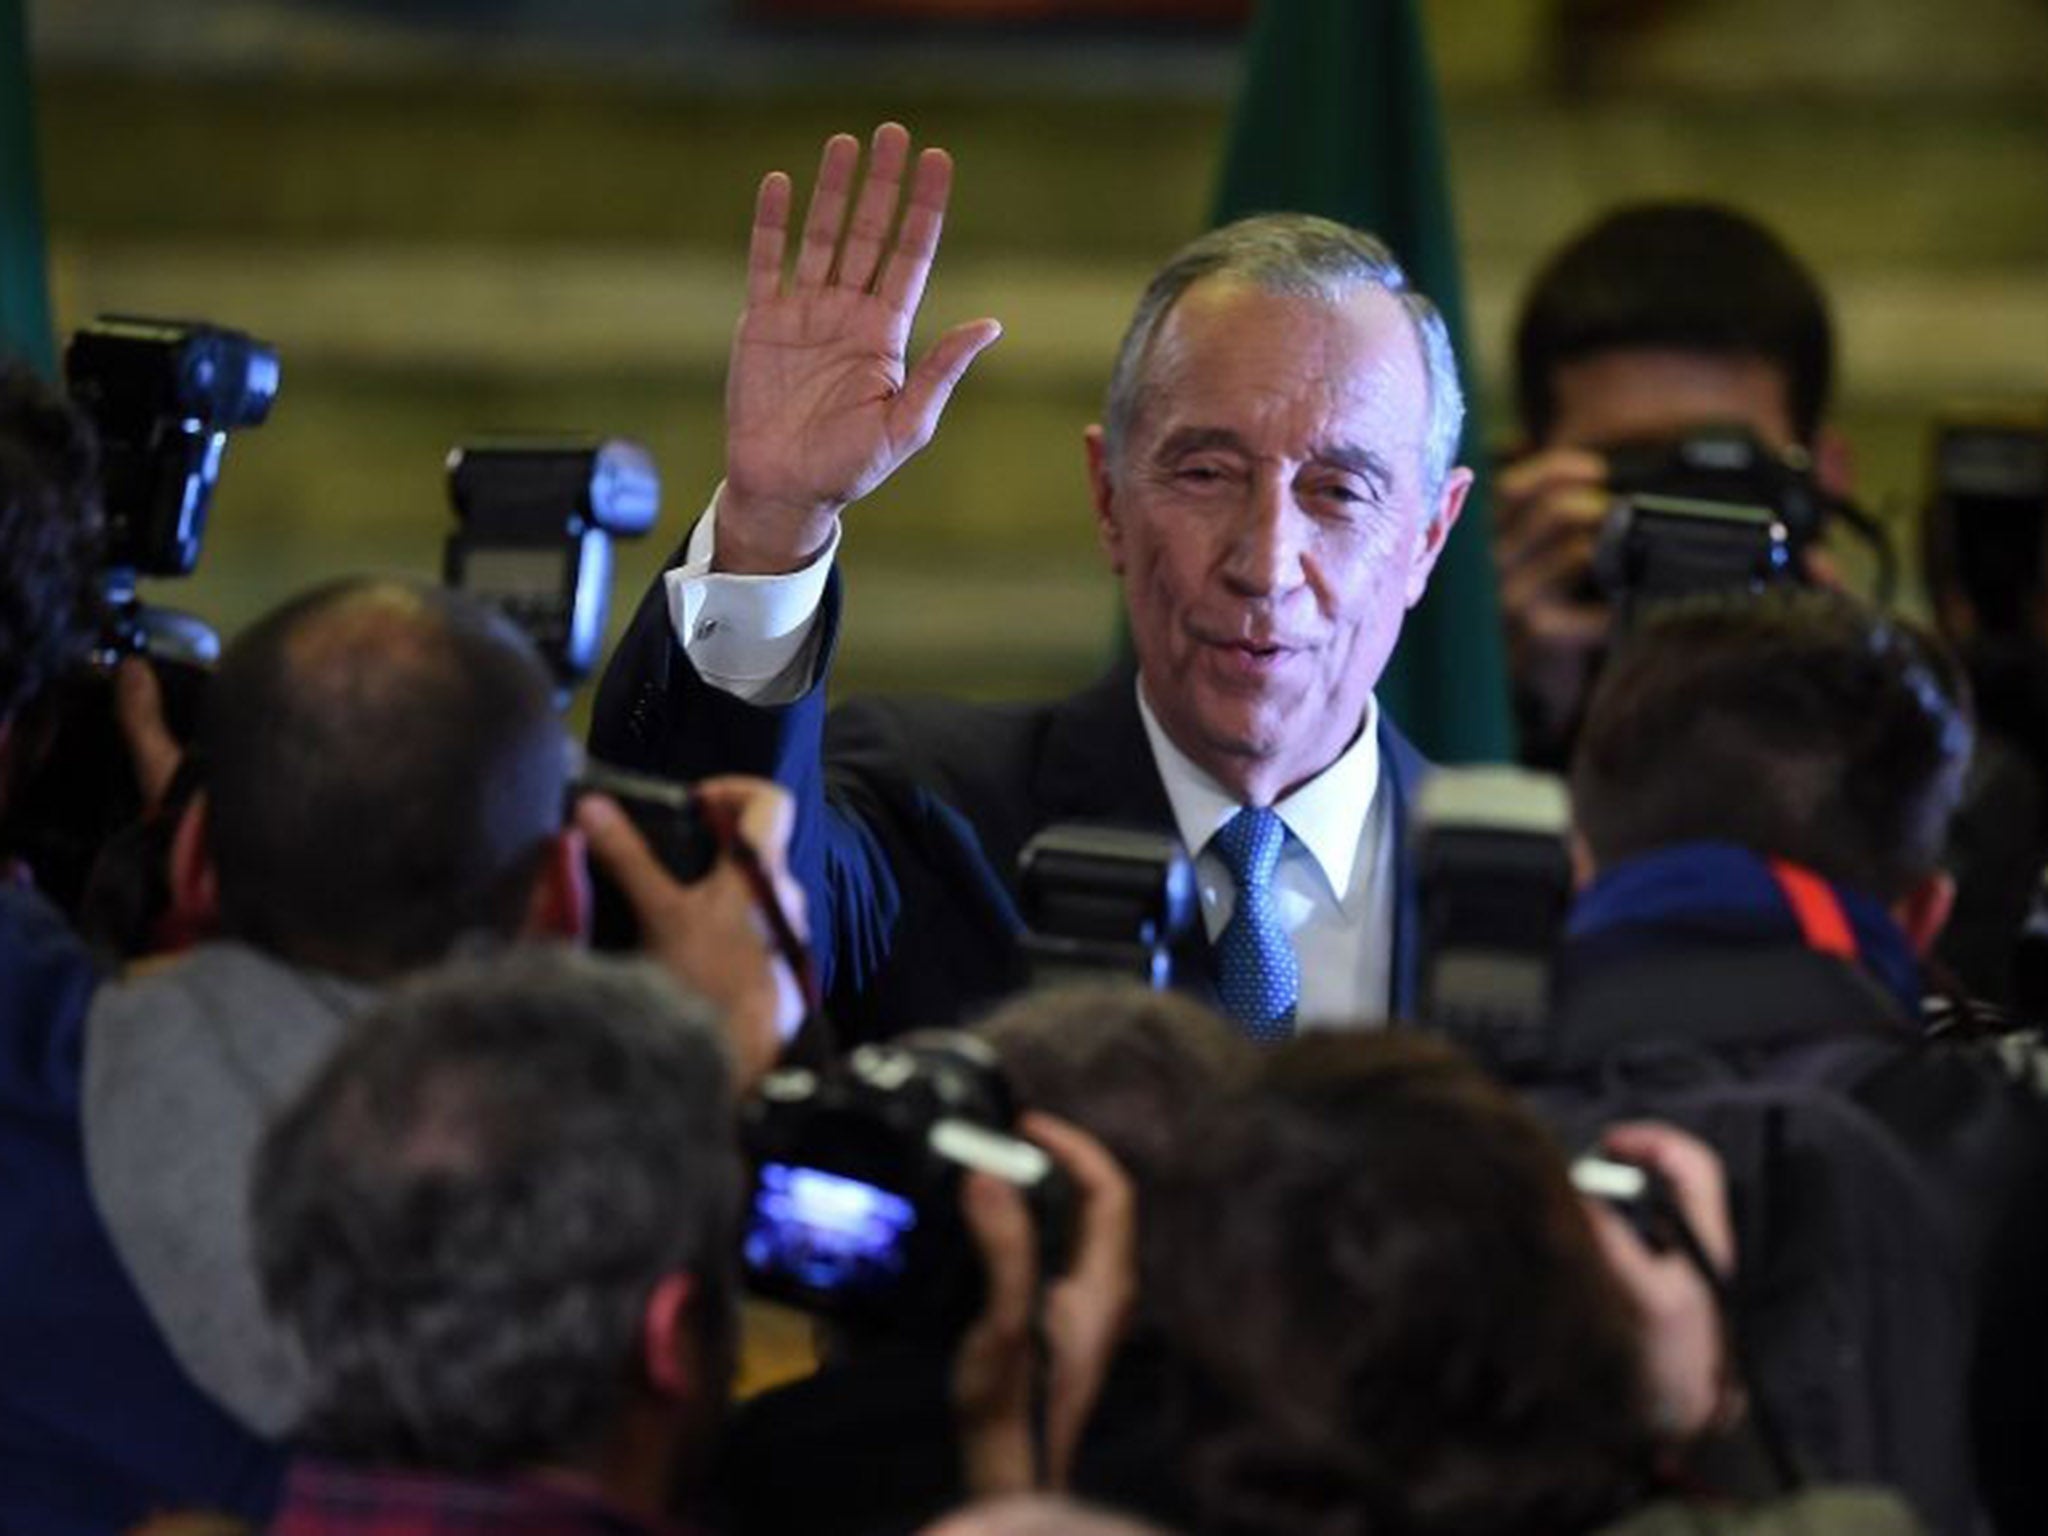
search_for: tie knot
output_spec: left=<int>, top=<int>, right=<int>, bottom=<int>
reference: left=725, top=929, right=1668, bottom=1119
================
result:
left=1213, top=805, right=1287, bottom=891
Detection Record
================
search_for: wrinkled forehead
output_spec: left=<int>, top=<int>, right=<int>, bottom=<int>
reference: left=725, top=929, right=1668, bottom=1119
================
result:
left=1129, top=279, right=1434, bottom=459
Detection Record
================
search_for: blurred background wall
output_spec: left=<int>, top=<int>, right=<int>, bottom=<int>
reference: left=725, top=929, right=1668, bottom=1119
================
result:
left=23, top=0, right=2048, bottom=713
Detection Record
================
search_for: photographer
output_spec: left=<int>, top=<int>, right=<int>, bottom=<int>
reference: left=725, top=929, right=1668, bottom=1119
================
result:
left=1493, top=201, right=1845, bottom=770
left=719, top=985, right=1243, bottom=1536
left=1495, top=200, right=2037, bottom=1000
left=1556, top=585, right=2048, bottom=1530
left=0, top=572, right=804, bottom=1536
left=250, top=947, right=1134, bottom=1536
left=1129, top=1032, right=1918, bottom=1536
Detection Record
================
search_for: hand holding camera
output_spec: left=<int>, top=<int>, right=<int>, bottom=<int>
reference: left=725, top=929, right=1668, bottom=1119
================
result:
left=1575, top=1122, right=1738, bottom=1443
left=953, top=1112, right=1136, bottom=1498
left=575, top=772, right=810, bottom=1091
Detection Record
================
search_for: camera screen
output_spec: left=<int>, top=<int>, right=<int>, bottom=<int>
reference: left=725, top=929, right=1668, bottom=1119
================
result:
left=743, top=1163, right=918, bottom=1294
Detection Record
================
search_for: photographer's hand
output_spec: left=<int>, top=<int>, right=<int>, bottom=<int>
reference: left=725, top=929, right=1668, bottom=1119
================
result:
left=113, top=656, right=181, bottom=815
left=575, top=777, right=806, bottom=1092
left=952, top=1116, right=1136, bottom=1497
left=1583, top=1121, right=1737, bottom=1442
left=1493, top=447, right=1613, bottom=751
left=717, top=122, right=1002, bottom=576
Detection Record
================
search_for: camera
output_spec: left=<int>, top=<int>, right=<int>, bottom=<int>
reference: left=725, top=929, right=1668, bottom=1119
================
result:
left=740, top=1033, right=1074, bottom=1335
left=64, top=315, right=278, bottom=592
left=1, top=317, right=274, bottom=929
left=445, top=437, right=659, bottom=689
left=1593, top=493, right=1797, bottom=628
left=1570, top=1153, right=1683, bottom=1251
left=1017, top=823, right=1196, bottom=989
left=574, top=757, right=719, bottom=952
left=1925, top=408, right=2048, bottom=642
left=1605, top=425, right=1827, bottom=550
left=1414, top=765, right=1574, bottom=1072
left=1594, top=426, right=1813, bottom=627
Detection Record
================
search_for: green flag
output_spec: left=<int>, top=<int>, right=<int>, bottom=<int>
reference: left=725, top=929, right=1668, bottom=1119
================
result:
left=0, top=0, right=54, bottom=377
left=1213, top=0, right=1514, bottom=763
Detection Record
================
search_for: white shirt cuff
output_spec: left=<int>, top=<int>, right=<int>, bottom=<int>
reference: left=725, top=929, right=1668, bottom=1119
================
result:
left=664, top=489, right=837, bottom=705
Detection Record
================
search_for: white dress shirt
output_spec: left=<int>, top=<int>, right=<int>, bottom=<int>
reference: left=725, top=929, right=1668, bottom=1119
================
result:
left=1134, top=685, right=1394, bottom=1026
left=669, top=492, right=1398, bottom=1024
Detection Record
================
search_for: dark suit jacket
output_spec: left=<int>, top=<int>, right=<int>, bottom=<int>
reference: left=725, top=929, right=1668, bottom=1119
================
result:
left=591, top=570, right=1431, bottom=1040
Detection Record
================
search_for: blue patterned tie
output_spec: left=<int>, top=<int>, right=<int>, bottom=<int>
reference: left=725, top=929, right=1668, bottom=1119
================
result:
left=1211, top=806, right=1299, bottom=1043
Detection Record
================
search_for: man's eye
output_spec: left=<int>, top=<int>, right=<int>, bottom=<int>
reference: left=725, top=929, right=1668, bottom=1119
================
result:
left=1173, top=463, right=1233, bottom=486
left=1309, top=480, right=1374, bottom=510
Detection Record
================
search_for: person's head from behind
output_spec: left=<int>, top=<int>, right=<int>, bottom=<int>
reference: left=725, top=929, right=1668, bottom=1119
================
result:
left=1087, top=214, right=1474, bottom=805
left=179, top=576, right=578, bottom=980
left=1572, top=586, right=1972, bottom=948
left=1144, top=1032, right=1657, bottom=1536
left=253, top=947, right=738, bottom=1504
left=0, top=357, right=102, bottom=788
left=973, top=982, right=1254, bottom=1192
left=1514, top=201, right=1835, bottom=463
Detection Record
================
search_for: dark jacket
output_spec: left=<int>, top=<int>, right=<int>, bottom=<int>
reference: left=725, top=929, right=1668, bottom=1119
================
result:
left=0, top=889, right=288, bottom=1536
left=591, top=569, right=1431, bottom=1040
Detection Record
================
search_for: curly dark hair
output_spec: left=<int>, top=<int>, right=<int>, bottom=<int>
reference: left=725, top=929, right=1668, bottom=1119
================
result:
left=253, top=947, right=740, bottom=1472
left=0, top=357, right=102, bottom=722
left=1144, top=1032, right=1658, bottom=1536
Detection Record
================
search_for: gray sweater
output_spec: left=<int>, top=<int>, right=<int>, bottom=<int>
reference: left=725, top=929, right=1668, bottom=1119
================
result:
left=82, top=942, right=372, bottom=1437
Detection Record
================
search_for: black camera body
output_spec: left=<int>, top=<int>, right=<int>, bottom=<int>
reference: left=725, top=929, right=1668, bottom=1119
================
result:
left=64, top=315, right=278, bottom=585
left=1017, top=823, right=1196, bottom=989
left=574, top=757, right=719, bottom=951
left=1927, top=409, right=2048, bottom=641
left=445, top=438, right=659, bottom=688
left=1414, top=765, right=1574, bottom=1073
left=1594, top=426, right=1813, bottom=626
left=1606, top=425, right=1825, bottom=549
left=740, top=1033, right=1074, bottom=1336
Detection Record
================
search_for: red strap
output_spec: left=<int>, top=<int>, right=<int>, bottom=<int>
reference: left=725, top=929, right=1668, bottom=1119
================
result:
left=1768, top=859, right=1858, bottom=960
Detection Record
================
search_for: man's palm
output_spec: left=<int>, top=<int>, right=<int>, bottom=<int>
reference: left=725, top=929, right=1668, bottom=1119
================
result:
left=719, top=125, right=1001, bottom=572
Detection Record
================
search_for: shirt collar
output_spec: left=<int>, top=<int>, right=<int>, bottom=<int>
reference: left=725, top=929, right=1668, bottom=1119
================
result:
left=1134, top=679, right=1382, bottom=910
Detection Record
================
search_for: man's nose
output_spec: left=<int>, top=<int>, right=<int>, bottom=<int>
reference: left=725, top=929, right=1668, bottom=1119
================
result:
left=1221, top=474, right=1306, bottom=597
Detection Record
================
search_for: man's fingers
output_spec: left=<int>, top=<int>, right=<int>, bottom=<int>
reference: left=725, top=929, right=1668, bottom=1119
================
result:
left=1494, top=446, right=1609, bottom=520
left=1497, top=527, right=1602, bottom=613
left=835, top=122, right=912, bottom=294
left=793, top=131, right=861, bottom=290
left=1604, top=1121, right=1735, bottom=1277
left=878, top=146, right=956, bottom=317
left=891, top=318, right=1003, bottom=457
left=1022, top=1112, right=1134, bottom=1294
left=746, top=171, right=793, bottom=307
left=113, top=657, right=181, bottom=812
left=574, top=792, right=676, bottom=918
left=692, top=775, right=808, bottom=941
left=1493, top=488, right=1611, bottom=578
left=963, top=1172, right=1037, bottom=1348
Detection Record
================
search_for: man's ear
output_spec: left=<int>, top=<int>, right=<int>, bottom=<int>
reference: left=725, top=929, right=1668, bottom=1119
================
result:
left=168, top=791, right=220, bottom=933
left=523, top=828, right=590, bottom=943
left=1084, top=425, right=1124, bottom=575
left=1406, top=465, right=1473, bottom=607
left=640, top=1271, right=698, bottom=1401
left=1893, top=871, right=1956, bottom=958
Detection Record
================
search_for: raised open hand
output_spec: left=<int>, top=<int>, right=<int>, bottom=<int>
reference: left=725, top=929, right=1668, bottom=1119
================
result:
left=718, top=122, right=1003, bottom=575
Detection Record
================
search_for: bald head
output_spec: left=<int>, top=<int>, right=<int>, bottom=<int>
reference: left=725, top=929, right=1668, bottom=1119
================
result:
left=201, top=577, right=567, bottom=979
